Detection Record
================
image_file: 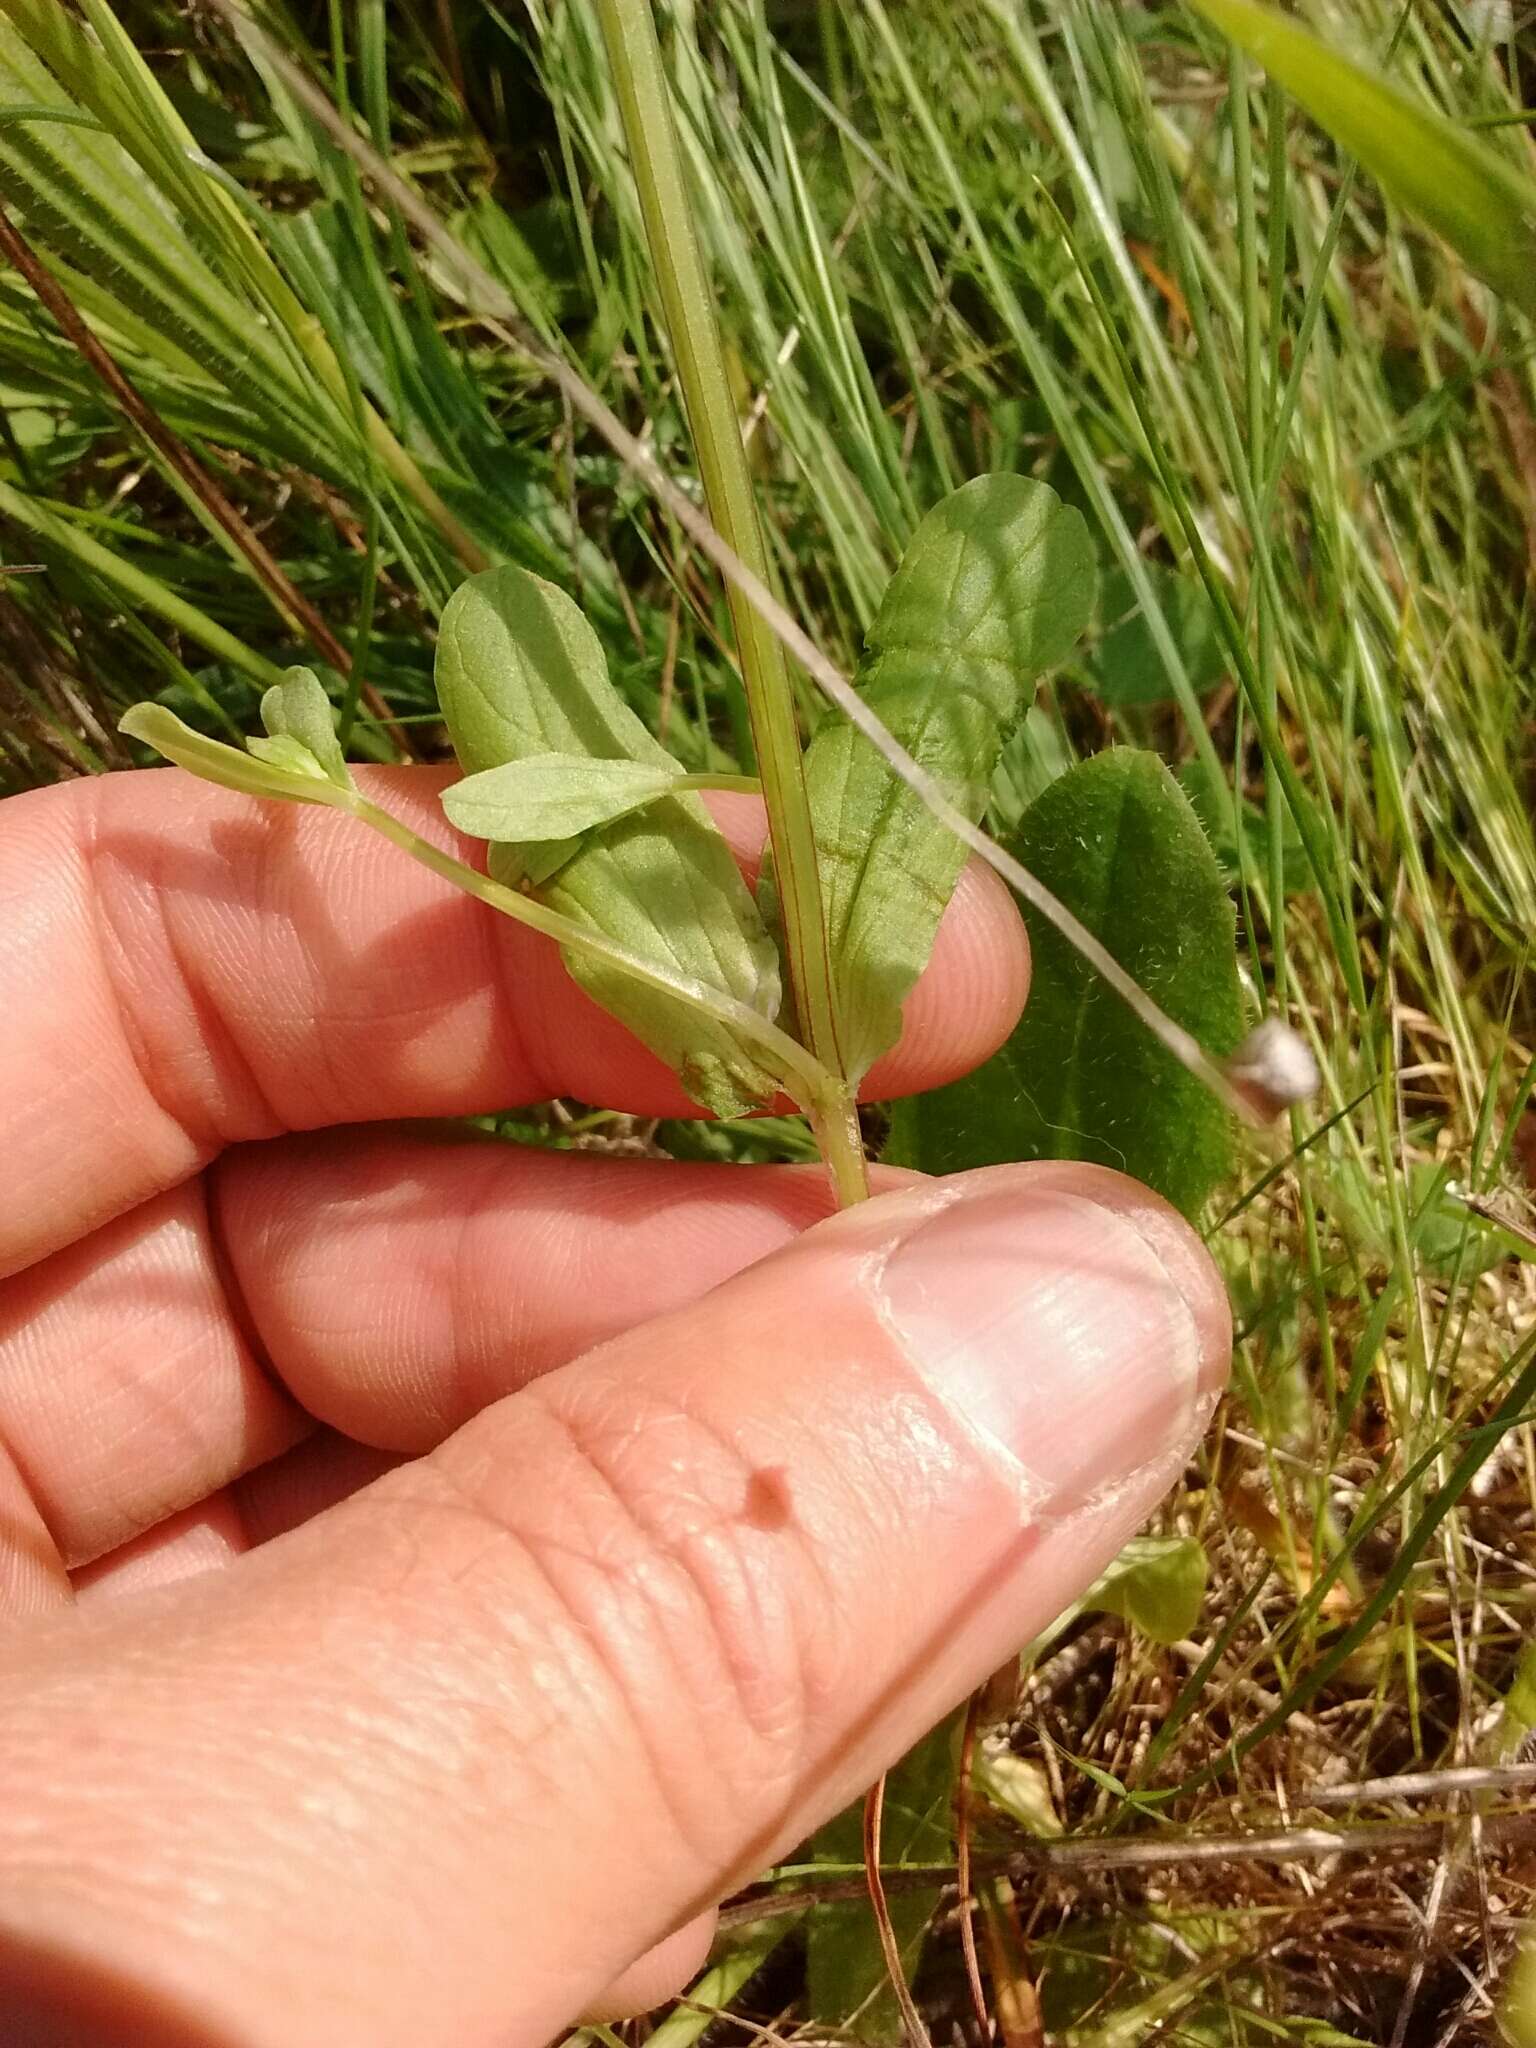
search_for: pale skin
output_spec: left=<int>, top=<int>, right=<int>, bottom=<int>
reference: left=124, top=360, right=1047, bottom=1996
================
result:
left=0, top=767, right=1231, bottom=2047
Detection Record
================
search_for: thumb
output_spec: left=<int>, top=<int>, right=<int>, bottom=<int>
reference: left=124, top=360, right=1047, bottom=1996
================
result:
left=0, top=1163, right=1228, bottom=2048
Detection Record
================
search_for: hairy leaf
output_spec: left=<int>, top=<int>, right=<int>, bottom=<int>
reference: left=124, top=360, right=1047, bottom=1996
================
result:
left=435, top=566, right=784, bottom=1115
left=887, top=749, right=1243, bottom=1218
left=1189, top=0, right=1536, bottom=316
left=258, top=668, right=352, bottom=790
left=781, top=473, right=1095, bottom=1085
left=442, top=753, right=683, bottom=845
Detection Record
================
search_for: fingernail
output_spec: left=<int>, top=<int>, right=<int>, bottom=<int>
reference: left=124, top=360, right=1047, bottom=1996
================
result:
left=876, top=1175, right=1229, bottom=1511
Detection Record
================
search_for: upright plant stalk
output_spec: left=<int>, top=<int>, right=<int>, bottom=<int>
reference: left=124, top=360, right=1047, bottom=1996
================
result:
left=590, top=14, right=898, bottom=2018
left=593, top=0, right=868, bottom=1207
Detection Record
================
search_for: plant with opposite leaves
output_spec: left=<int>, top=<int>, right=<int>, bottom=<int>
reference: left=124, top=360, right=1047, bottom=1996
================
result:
left=114, top=6, right=1321, bottom=2040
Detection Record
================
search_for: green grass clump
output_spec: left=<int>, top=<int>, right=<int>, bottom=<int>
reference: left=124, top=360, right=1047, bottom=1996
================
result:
left=2, top=2, right=1533, bottom=2040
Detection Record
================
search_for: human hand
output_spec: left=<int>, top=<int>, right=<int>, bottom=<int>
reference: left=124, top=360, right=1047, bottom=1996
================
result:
left=0, top=767, right=1229, bottom=2047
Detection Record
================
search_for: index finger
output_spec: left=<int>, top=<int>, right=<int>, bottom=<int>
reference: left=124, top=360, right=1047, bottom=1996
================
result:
left=0, top=765, right=1029, bottom=1278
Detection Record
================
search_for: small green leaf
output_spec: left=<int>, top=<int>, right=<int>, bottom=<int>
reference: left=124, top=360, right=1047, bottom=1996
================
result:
left=1188, top=0, right=1536, bottom=316
left=1092, top=564, right=1224, bottom=708
left=1082, top=1535, right=1209, bottom=1645
left=245, top=732, right=334, bottom=783
left=1495, top=1643, right=1536, bottom=1762
left=1058, top=1749, right=1130, bottom=1801
left=1330, top=1159, right=1506, bottom=1279
left=991, top=704, right=1076, bottom=838
left=259, top=667, right=352, bottom=789
left=442, top=753, right=684, bottom=844
left=119, top=702, right=349, bottom=807
left=435, top=566, right=784, bottom=1116
left=785, top=473, right=1096, bottom=1085
left=887, top=749, right=1243, bottom=1219
left=808, top=1716, right=956, bottom=2040
left=975, top=1751, right=1062, bottom=1837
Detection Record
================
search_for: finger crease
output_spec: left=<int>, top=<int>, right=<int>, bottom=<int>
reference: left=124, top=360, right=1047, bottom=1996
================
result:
left=83, top=804, right=282, bottom=1160
left=203, top=1160, right=298, bottom=1420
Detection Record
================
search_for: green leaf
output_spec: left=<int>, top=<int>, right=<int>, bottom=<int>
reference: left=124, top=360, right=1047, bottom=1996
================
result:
left=991, top=704, right=1076, bottom=838
left=119, top=702, right=349, bottom=807
left=442, top=753, right=684, bottom=845
left=887, top=749, right=1243, bottom=1219
left=808, top=1716, right=956, bottom=2041
left=1187, top=0, right=1536, bottom=316
left=1496, top=1644, right=1536, bottom=1763
left=1177, top=757, right=1314, bottom=895
left=435, top=566, right=784, bottom=1116
left=1092, top=564, right=1224, bottom=708
left=1082, top=1535, right=1209, bottom=1644
left=1329, top=1159, right=1506, bottom=1280
left=974, top=1751, right=1062, bottom=1837
left=785, top=473, right=1096, bottom=1085
left=258, top=667, right=353, bottom=790
left=245, top=733, right=334, bottom=783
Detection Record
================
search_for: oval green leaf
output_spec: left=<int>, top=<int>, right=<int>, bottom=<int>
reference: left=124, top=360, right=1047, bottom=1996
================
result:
left=887, top=748, right=1243, bottom=1219
left=1189, top=0, right=1536, bottom=315
left=259, top=666, right=352, bottom=790
left=435, top=566, right=784, bottom=1116
left=1092, top=564, right=1224, bottom=708
left=442, top=752, right=684, bottom=844
left=781, top=473, right=1096, bottom=1086
left=1083, top=1535, right=1209, bottom=1645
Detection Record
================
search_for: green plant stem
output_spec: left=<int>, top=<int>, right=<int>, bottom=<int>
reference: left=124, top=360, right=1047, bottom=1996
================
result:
left=593, top=0, right=868, bottom=1206
left=345, top=789, right=843, bottom=1125
left=810, top=1092, right=871, bottom=1209
left=677, top=772, right=761, bottom=797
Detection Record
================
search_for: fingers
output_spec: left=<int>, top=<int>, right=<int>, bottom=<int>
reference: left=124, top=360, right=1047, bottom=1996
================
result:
left=0, top=1164, right=1229, bottom=2048
left=0, top=1182, right=305, bottom=1568
left=0, top=1138, right=900, bottom=1566
left=0, top=769, right=1028, bottom=1277
left=71, top=1500, right=246, bottom=1607
left=580, top=1914, right=719, bottom=2024
left=0, top=1442, right=68, bottom=1618
left=212, top=1132, right=887, bottom=1451
left=73, top=1439, right=400, bottom=1605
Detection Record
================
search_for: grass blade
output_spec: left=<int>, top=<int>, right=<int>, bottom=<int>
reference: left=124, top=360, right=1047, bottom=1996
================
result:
left=1188, top=0, right=1536, bottom=313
